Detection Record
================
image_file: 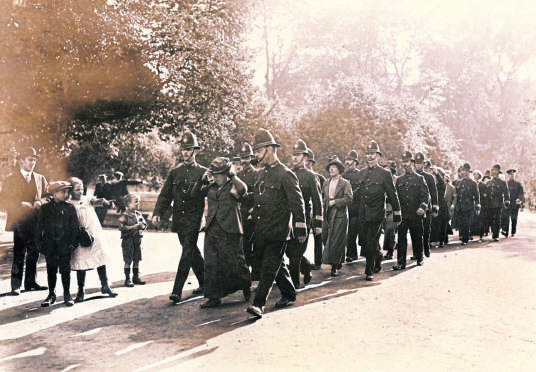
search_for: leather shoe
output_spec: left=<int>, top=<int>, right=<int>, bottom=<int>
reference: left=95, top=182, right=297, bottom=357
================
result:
left=74, top=288, right=85, bottom=303
left=192, top=287, right=204, bottom=295
left=410, top=256, right=416, bottom=260
left=346, top=256, right=357, bottom=262
left=132, top=276, right=146, bottom=285
left=365, top=275, right=373, bottom=281
left=101, top=283, right=118, bottom=298
left=41, top=293, right=56, bottom=307
left=246, top=305, right=263, bottom=318
left=424, top=249, right=430, bottom=258
left=200, top=299, right=221, bottom=308
left=64, top=294, right=74, bottom=307
left=374, top=266, right=382, bottom=274
left=304, top=272, right=312, bottom=285
left=384, top=254, right=393, bottom=260
left=392, top=265, right=405, bottom=271
left=25, top=283, right=48, bottom=291
left=337, top=263, right=343, bottom=270
left=10, top=288, right=21, bottom=296
left=169, top=293, right=182, bottom=304
left=330, top=268, right=338, bottom=277
left=124, top=279, right=134, bottom=287
left=275, top=297, right=293, bottom=308
left=243, top=287, right=252, bottom=301
left=417, top=260, right=424, bottom=266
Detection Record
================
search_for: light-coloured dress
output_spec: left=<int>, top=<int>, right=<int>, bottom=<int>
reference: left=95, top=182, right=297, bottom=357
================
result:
left=69, top=196, right=110, bottom=270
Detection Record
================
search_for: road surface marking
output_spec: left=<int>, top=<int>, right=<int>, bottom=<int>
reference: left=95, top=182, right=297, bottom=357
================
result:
left=0, top=347, right=46, bottom=362
left=196, top=319, right=221, bottom=327
left=60, top=364, right=80, bottom=371
left=307, top=288, right=358, bottom=302
left=115, top=341, right=154, bottom=356
left=72, top=328, right=102, bottom=337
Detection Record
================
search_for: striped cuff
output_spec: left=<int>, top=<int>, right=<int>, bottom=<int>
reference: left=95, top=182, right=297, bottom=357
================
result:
left=295, top=222, right=307, bottom=229
left=393, top=210, right=401, bottom=216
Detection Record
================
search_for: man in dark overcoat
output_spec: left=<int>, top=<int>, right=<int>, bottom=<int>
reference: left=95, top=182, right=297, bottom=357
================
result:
left=414, top=153, right=438, bottom=257
left=152, top=131, right=206, bottom=303
left=355, top=140, right=401, bottom=281
left=1, top=147, right=49, bottom=295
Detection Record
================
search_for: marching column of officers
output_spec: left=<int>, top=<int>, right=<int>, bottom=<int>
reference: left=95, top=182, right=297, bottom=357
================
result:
left=2, top=129, right=526, bottom=319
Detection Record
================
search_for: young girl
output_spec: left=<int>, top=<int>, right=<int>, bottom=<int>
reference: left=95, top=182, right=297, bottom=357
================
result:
left=68, top=177, right=117, bottom=302
left=118, top=194, right=147, bottom=287
left=37, top=181, right=80, bottom=307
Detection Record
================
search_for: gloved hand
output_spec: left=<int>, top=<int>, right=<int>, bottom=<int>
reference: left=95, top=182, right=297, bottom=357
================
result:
left=416, top=208, right=425, bottom=217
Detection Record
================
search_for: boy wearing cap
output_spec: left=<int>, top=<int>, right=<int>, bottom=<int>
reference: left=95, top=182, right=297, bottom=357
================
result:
left=37, top=181, right=80, bottom=307
left=1, top=147, right=49, bottom=295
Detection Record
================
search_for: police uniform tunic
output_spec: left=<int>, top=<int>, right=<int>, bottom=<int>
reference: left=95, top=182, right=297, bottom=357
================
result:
left=503, top=179, right=524, bottom=235
left=454, top=177, right=480, bottom=243
left=153, top=161, right=207, bottom=296
left=237, top=163, right=259, bottom=271
left=342, top=167, right=361, bottom=260
left=250, top=161, right=307, bottom=308
left=286, top=166, right=322, bottom=287
left=395, top=171, right=429, bottom=266
left=355, top=165, right=401, bottom=276
left=416, top=170, right=438, bottom=255
left=487, top=177, right=509, bottom=239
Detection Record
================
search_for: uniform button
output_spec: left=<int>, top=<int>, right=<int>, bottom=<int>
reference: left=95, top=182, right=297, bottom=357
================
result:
left=258, top=204, right=260, bottom=207
left=257, top=217, right=260, bottom=219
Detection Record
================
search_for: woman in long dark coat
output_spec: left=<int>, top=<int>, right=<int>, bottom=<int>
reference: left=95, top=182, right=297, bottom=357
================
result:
left=321, top=156, right=352, bottom=276
left=199, top=157, right=252, bottom=308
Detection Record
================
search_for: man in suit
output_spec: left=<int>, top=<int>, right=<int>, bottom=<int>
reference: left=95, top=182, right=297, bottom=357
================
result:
left=442, top=174, right=456, bottom=246
left=502, top=169, right=524, bottom=237
left=488, top=164, right=510, bottom=241
left=354, top=141, right=401, bottom=281
left=1, top=147, right=49, bottom=295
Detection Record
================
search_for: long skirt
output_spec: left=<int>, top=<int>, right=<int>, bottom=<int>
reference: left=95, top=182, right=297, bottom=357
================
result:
left=203, top=221, right=251, bottom=299
left=321, top=207, right=348, bottom=266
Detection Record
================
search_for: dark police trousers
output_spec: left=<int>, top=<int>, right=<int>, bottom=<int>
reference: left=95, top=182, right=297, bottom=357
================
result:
left=360, top=221, right=383, bottom=276
left=422, top=213, right=432, bottom=254
left=252, top=239, right=296, bottom=308
left=171, top=231, right=204, bottom=295
left=286, top=233, right=311, bottom=288
left=397, top=218, right=424, bottom=267
left=501, top=206, right=519, bottom=236
left=488, top=207, right=502, bottom=239
left=346, top=215, right=359, bottom=259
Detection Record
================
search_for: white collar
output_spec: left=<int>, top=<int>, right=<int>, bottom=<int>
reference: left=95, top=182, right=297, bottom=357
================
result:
left=20, top=169, right=33, bottom=179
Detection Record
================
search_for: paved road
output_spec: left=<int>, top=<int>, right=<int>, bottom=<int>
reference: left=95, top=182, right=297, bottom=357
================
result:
left=0, top=213, right=535, bottom=371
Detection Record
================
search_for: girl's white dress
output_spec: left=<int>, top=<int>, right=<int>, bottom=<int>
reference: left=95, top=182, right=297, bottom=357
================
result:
left=69, top=196, right=110, bottom=270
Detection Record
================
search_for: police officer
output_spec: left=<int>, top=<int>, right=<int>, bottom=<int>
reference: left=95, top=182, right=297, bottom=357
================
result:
left=246, top=129, right=307, bottom=318
left=382, top=160, right=399, bottom=260
left=152, top=131, right=206, bottom=303
left=502, top=169, right=524, bottom=237
left=487, top=164, right=510, bottom=241
left=453, top=162, right=481, bottom=245
left=305, top=148, right=325, bottom=270
left=236, top=142, right=259, bottom=278
left=342, top=149, right=360, bottom=262
left=414, top=153, right=438, bottom=257
left=287, top=139, right=322, bottom=288
left=471, top=170, right=489, bottom=241
left=393, top=151, right=429, bottom=270
left=355, top=140, right=401, bottom=281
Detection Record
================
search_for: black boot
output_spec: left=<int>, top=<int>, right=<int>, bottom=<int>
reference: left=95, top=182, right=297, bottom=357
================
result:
left=75, top=271, right=85, bottom=303
left=62, top=273, right=74, bottom=307
left=132, top=268, right=146, bottom=285
left=101, top=282, right=118, bottom=297
left=124, top=268, right=134, bottom=287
